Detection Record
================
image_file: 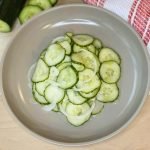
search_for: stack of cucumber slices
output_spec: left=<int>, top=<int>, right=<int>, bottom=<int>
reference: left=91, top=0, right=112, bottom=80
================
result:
left=19, top=0, right=57, bottom=24
left=31, top=32, right=121, bottom=126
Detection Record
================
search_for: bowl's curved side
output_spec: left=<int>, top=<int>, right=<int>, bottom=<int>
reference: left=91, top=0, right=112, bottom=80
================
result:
left=1, top=4, right=150, bottom=146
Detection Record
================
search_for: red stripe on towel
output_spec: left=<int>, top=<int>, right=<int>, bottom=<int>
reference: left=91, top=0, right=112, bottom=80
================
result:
left=128, top=0, right=150, bottom=45
left=84, top=0, right=106, bottom=7
left=128, top=0, right=139, bottom=24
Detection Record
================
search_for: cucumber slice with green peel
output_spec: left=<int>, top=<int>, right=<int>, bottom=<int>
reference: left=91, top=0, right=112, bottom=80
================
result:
left=42, top=103, right=57, bottom=112
left=100, top=61, right=121, bottom=83
left=76, top=69, right=101, bottom=93
left=58, top=40, right=72, bottom=55
left=66, top=32, right=73, bottom=37
left=57, top=66, right=77, bottom=89
left=45, top=85, right=65, bottom=103
left=28, top=0, right=52, bottom=10
left=53, top=36, right=71, bottom=44
left=49, top=66, right=59, bottom=81
left=32, top=59, right=49, bottom=82
left=64, top=35, right=72, bottom=44
left=62, top=56, right=71, bottom=63
left=58, top=95, right=69, bottom=110
left=73, top=44, right=82, bottom=53
left=32, top=84, right=48, bottom=104
left=44, top=44, right=65, bottom=66
left=97, top=81, right=119, bottom=102
left=67, top=89, right=87, bottom=105
left=66, top=102, right=90, bottom=116
left=57, top=62, right=71, bottom=71
left=72, top=34, right=94, bottom=46
left=93, top=39, right=102, bottom=49
left=19, top=5, right=42, bottom=24
left=61, top=97, right=69, bottom=110
left=99, top=48, right=121, bottom=64
left=91, top=100, right=104, bottom=115
left=0, top=20, right=10, bottom=32
left=49, top=0, right=57, bottom=6
left=87, top=98, right=96, bottom=106
left=72, top=62, right=85, bottom=72
left=0, top=0, right=26, bottom=31
left=67, top=112, right=91, bottom=126
left=71, top=49, right=100, bottom=72
left=52, top=104, right=59, bottom=112
left=40, top=50, right=46, bottom=59
left=95, top=49, right=99, bottom=56
left=52, top=36, right=65, bottom=43
left=35, top=77, right=50, bottom=96
left=35, top=67, right=59, bottom=95
left=66, top=102, right=91, bottom=126
left=79, top=88, right=99, bottom=99
left=87, top=44, right=96, bottom=53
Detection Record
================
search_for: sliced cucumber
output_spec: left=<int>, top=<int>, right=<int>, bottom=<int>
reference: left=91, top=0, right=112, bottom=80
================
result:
left=57, top=62, right=71, bottom=71
left=76, top=69, right=101, bottom=93
left=62, top=56, right=71, bottom=63
left=66, top=32, right=73, bottom=37
left=44, top=44, right=65, bottom=66
left=0, top=19, right=10, bottom=32
left=95, top=49, right=99, bottom=56
left=66, top=102, right=89, bottom=116
left=49, top=66, right=59, bottom=81
left=28, top=0, right=51, bottom=10
left=0, top=0, right=26, bottom=32
left=67, top=89, right=87, bottom=105
left=42, top=103, right=56, bottom=112
left=73, top=44, right=82, bottom=53
left=35, top=77, right=50, bottom=96
left=31, top=32, right=121, bottom=127
left=49, top=0, right=57, bottom=6
left=52, top=104, right=59, bottom=112
left=79, top=88, right=99, bottom=99
left=32, top=59, right=49, bottom=82
left=35, top=67, right=59, bottom=95
left=71, top=49, right=100, bottom=72
left=52, top=36, right=66, bottom=43
left=64, top=35, right=72, bottom=44
left=87, top=44, right=96, bottom=53
left=58, top=94, right=69, bottom=110
left=72, top=34, right=94, bottom=46
left=45, top=84, right=65, bottom=103
left=57, top=66, right=77, bottom=89
left=97, top=81, right=119, bottom=102
left=32, top=84, right=48, bottom=104
left=100, top=61, right=120, bottom=83
left=93, top=39, right=102, bottom=49
left=53, top=36, right=71, bottom=44
left=19, top=5, right=42, bottom=24
left=40, top=50, right=46, bottom=59
left=58, top=40, right=71, bottom=55
left=72, top=62, right=85, bottom=72
left=99, top=48, right=121, bottom=64
left=66, top=102, right=91, bottom=126
left=91, top=100, right=104, bottom=115
left=88, top=98, right=96, bottom=106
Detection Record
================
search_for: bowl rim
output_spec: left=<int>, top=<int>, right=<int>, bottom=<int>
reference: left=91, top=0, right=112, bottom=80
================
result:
left=0, top=4, right=150, bottom=146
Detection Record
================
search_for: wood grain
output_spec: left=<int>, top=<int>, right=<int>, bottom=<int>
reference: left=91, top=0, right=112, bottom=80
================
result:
left=0, top=97, right=150, bottom=150
left=0, top=0, right=150, bottom=149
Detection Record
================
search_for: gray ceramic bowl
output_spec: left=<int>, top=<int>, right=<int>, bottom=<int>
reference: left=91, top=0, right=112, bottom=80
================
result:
left=1, top=4, right=150, bottom=146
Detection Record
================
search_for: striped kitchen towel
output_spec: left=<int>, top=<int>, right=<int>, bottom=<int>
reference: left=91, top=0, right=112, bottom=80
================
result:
left=84, top=0, right=150, bottom=52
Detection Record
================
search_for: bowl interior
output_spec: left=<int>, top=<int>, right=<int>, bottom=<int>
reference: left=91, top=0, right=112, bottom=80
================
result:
left=2, top=5, right=149, bottom=145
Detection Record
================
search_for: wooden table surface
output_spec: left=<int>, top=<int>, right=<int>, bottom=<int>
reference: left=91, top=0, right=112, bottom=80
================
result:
left=0, top=0, right=150, bottom=150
